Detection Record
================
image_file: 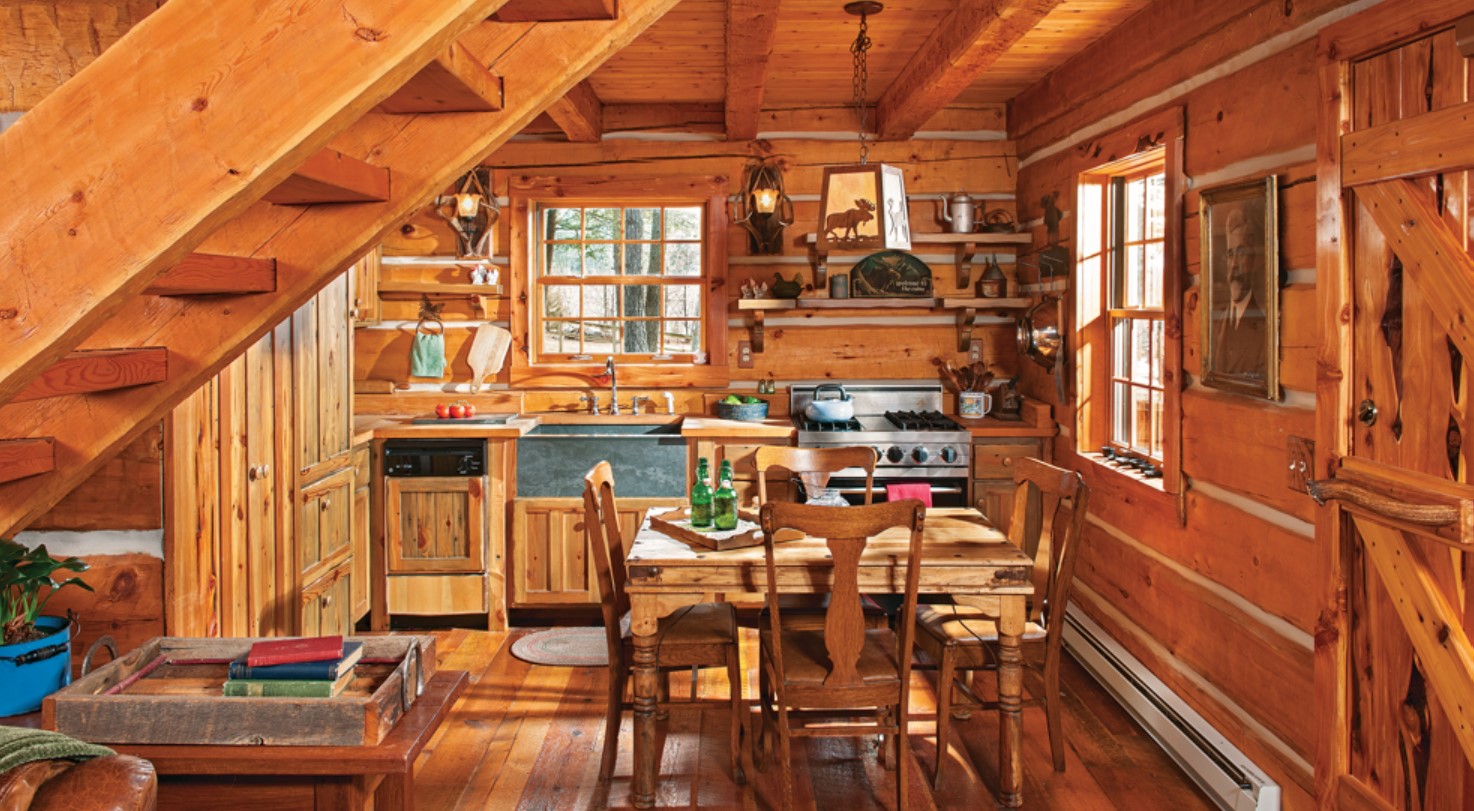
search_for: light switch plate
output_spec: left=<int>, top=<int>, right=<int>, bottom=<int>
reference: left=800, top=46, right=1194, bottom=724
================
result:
left=738, top=341, right=753, bottom=368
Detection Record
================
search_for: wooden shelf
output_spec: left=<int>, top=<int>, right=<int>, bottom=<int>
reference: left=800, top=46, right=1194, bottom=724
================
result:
left=733, top=296, right=1035, bottom=353
left=377, top=282, right=505, bottom=317
left=803, top=231, right=1032, bottom=288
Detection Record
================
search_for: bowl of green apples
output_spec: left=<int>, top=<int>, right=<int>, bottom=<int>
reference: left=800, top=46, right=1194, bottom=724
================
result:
left=715, top=394, right=769, bottom=422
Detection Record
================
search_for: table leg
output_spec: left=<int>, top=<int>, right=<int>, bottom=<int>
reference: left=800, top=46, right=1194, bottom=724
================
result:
left=996, top=595, right=1025, bottom=808
left=632, top=625, right=661, bottom=809
left=375, top=772, right=411, bottom=811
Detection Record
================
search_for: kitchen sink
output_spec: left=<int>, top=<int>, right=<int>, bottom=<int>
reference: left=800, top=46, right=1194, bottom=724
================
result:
left=516, top=421, right=686, bottom=497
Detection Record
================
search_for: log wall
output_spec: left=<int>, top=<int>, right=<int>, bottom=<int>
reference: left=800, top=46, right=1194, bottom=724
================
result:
left=356, top=130, right=1023, bottom=403
left=1011, top=1, right=1364, bottom=807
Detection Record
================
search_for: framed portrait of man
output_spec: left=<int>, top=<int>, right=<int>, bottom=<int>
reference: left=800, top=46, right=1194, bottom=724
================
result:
left=1199, top=176, right=1279, bottom=400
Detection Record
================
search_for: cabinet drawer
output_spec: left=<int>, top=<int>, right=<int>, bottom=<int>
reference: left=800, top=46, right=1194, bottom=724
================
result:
left=300, top=467, right=354, bottom=579
left=301, top=561, right=352, bottom=637
left=389, top=574, right=487, bottom=615
left=972, top=440, right=1041, bottom=480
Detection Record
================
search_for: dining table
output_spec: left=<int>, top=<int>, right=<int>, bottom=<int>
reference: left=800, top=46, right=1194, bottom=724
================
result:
left=623, top=506, right=1035, bottom=808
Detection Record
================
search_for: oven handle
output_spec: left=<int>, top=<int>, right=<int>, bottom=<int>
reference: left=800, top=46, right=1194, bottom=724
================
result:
left=830, top=485, right=965, bottom=496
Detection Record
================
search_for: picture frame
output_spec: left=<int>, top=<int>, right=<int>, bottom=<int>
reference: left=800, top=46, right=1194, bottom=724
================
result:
left=1199, top=176, right=1279, bottom=400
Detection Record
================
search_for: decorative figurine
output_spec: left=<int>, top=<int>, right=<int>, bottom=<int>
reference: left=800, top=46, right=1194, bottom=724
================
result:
left=770, top=272, right=803, bottom=299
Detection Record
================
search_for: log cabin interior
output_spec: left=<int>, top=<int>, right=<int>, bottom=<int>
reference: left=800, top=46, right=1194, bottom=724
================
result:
left=3, top=0, right=1473, bottom=809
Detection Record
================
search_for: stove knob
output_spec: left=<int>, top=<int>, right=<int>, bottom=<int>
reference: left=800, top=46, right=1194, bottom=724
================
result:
left=940, top=446, right=958, bottom=464
left=912, top=446, right=930, bottom=463
left=886, top=446, right=905, bottom=464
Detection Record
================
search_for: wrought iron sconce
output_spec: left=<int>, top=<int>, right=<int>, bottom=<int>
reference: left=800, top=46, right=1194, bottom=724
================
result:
left=434, top=166, right=500, bottom=258
left=732, top=159, right=794, bottom=255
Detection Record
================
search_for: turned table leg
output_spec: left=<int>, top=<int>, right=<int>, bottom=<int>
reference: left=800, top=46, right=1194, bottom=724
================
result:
left=996, top=595, right=1026, bottom=808
left=631, top=627, right=661, bottom=809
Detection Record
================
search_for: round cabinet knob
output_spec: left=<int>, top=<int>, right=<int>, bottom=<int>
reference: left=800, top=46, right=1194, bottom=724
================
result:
left=886, top=446, right=905, bottom=463
left=912, top=446, right=930, bottom=463
left=247, top=465, right=261, bottom=481
left=940, top=446, right=958, bottom=464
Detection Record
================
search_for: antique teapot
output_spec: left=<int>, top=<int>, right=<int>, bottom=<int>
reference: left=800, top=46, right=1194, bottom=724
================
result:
left=937, top=192, right=984, bottom=234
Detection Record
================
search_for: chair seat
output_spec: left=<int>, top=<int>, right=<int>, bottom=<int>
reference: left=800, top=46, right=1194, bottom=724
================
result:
left=622, top=602, right=737, bottom=665
left=915, top=602, right=1047, bottom=646
left=762, top=627, right=902, bottom=687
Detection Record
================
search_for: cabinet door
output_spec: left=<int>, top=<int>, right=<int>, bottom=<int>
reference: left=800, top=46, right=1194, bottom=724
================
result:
left=300, top=467, right=354, bottom=582
left=350, top=247, right=380, bottom=328
left=386, top=476, right=486, bottom=574
left=301, top=561, right=352, bottom=638
left=295, top=272, right=353, bottom=476
left=511, top=497, right=674, bottom=606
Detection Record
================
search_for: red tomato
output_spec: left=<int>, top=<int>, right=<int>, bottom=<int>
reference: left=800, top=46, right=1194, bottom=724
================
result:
left=464, top=403, right=477, bottom=418
left=449, top=404, right=466, bottom=419
left=435, top=403, right=450, bottom=418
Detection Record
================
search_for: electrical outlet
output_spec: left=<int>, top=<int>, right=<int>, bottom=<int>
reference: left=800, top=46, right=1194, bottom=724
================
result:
left=968, top=339, right=983, bottom=364
left=738, top=341, right=753, bottom=369
left=1287, top=435, right=1315, bottom=494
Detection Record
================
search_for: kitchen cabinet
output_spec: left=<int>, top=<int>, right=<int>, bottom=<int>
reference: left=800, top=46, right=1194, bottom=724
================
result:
left=300, top=559, right=353, bottom=638
left=295, top=272, right=354, bottom=481
left=510, top=497, right=675, bottom=606
left=350, top=247, right=381, bottom=328
left=970, top=438, right=1043, bottom=531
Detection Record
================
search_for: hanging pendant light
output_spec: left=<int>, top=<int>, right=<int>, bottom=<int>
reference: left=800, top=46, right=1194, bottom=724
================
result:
left=816, top=2, right=911, bottom=254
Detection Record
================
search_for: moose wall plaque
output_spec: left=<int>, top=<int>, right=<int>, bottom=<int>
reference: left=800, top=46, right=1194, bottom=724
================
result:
left=816, top=163, right=911, bottom=253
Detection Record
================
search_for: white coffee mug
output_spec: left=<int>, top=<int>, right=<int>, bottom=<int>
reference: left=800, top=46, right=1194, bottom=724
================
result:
left=959, top=391, right=993, bottom=418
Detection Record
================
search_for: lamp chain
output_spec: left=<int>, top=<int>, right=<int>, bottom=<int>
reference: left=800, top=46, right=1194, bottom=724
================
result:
left=851, top=10, right=871, bottom=165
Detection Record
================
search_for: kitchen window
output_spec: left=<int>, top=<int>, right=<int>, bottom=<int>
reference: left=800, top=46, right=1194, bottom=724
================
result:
left=509, top=176, right=729, bottom=386
left=1075, top=130, right=1182, bottom=490
left=533, top=203, right=705, bottom=359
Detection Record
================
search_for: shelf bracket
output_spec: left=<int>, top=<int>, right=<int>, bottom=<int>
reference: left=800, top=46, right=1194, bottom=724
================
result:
left=954, top=242, right=978, bottom=289
left=474, top=294, right=492, bottom=318
left=809, top=246, right=829, bottom=289
left=752, top=310, right=767, bottom=353
left=957, top=306, right=977, bottom=352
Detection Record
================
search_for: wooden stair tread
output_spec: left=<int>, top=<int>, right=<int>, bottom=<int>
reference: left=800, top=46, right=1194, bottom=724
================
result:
left=0, top=439, right=54, bottom=484
left=491, top=0, right=616, bottom=22
left=146, top=253, right=276, bottom=296
left=14, top=348, right=168, bottom=402
left=380, top=42, right=504, bottom=114
left=262, top=148, right=390, bottom=205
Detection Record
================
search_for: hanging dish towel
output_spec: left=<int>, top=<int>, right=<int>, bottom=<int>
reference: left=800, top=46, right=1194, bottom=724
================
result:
left=466, top=324, right=512, bottom=392
left=884, top=481, right=933, bottom=508
left=410, top=331, right=446, bottom=378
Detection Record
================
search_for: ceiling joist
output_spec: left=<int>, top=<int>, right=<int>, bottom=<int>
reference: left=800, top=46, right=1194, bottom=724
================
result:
left=547, top=80, right=604, bottom=142
left=876, top=0, right=1061, bottom=140
left=725, top=0, right=782, bottom=141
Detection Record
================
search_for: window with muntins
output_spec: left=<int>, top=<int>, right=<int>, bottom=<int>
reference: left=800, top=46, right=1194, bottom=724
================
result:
left=533, top=203, right=706, bottom=360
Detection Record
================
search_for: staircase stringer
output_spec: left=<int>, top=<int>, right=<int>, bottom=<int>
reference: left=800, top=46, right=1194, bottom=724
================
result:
left=0, top=0, right=511, bottom=407
left=0, top=0, right=685, bottom=538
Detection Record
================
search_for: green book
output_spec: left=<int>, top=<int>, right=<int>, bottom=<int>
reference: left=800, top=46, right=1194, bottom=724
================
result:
left=223, top=667, right=354, bottom=697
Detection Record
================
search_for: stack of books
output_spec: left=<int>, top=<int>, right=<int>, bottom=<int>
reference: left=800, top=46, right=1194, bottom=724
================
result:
left=223, top=635, right=364, bottom=698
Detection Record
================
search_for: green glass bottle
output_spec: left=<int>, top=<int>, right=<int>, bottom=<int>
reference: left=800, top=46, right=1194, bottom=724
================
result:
left=690, top=458, right=713, bottom=529
left=713, top=460, right=738, bottom=531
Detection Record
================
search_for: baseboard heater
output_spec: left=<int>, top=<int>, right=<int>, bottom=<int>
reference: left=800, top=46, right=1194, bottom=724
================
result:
left=1063, top=607, right=1281, bottom=811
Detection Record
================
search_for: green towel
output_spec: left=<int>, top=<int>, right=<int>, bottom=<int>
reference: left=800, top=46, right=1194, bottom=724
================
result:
left=411, top=332, right=446, bottom=378
left=0, top=725, right=114, bottom=773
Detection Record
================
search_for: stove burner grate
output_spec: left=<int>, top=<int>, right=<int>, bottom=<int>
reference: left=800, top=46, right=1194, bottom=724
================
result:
left=884, top=410, right=964, bottom=431
left=797, top=416, right=863, bottom=432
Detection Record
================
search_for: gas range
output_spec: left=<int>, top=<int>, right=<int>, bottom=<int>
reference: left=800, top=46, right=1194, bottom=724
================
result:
left=790, top=384, right=971, bottom=480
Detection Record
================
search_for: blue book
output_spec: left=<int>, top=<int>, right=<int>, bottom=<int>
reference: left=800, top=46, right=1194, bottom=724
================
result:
left=228, top=641, right=363, bottom=681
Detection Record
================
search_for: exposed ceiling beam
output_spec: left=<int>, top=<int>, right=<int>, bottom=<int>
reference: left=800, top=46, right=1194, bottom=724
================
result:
left=876, top=0, right=1060, bottom=140
left=547, top=80, right=604, bottom=142
left=725, top=0, right=782, bottom=141
left=0, top=0, right=510, bottom=408
left=0, top=0, right=684, bottom=536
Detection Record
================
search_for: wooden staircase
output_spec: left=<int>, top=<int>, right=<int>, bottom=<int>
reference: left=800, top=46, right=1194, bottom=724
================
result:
left=0, top=0, right=683, bottom=537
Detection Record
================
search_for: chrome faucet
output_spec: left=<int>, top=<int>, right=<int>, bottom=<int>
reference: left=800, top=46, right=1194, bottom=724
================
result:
left=580, top=392, right=602, bottom=415
left=630, top=395, right=650, bottom=414
left=605, top=357, right=620, bottom=415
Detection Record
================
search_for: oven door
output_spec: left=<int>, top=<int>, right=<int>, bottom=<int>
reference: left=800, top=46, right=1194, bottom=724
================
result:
left=800, top=476, right=970, bottom=508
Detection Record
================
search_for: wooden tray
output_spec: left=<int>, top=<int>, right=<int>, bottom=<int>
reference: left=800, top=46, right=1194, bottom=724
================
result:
left=650, top=506, right=763, bottom=551
left=43, top=635, right=435, bottom=747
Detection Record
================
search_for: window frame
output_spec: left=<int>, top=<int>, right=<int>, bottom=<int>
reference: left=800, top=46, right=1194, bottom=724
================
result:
left=508, top=175, right=730, bottom=388
left=1072, top=109, right=1184, bottom=494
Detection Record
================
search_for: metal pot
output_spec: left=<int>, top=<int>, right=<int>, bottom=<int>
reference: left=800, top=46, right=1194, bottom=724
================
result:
left=1017, top=296, right=1063, bottom=370
left=804, top=384, right=854, bottom=422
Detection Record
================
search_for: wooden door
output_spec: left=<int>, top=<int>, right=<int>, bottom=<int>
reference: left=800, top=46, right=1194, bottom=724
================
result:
left=385, top=475, right=487, bottom=574
left=294, top=271, right=353, bottom=478
left=1318, top=6, right=1474, bottom=809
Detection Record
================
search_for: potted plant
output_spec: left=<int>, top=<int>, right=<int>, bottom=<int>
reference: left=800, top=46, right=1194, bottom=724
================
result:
left=0, top=538, right=92, bottom=715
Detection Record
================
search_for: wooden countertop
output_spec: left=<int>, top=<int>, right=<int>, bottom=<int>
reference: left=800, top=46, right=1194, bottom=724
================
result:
left=679, top=417, right=796, bottom=438
left=354, top=414, right=539, bottom=439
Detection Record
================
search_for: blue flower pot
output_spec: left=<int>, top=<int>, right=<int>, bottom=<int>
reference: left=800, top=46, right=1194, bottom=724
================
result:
left=0, top=616, right=71, bottom=716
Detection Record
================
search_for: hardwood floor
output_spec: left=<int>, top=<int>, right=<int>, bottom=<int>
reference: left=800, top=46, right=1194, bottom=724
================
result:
left=414, top=627, right=1216, bottom=810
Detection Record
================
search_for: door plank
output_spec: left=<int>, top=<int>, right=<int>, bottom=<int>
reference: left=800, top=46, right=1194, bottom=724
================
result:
left=1342, top=99, right=1474, bottom=187
left=1355, top=516, right=1474, bottom=770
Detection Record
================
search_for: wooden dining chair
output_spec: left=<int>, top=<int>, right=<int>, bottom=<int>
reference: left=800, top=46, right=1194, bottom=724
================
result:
left=913, top=456, right=1089, bottom=787
left=582, top=461, right=746, bottom=784
left=752, top=446, right=890, bottom=631
left=754, top=499, right=927, bottom=811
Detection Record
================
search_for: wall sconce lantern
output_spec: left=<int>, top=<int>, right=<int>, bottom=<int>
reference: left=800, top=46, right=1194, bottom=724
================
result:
left=816, top=2, right=911, bottom=254
left=434, top=166, right=500, bottom=258
left=732, top=159, right=794, bottom=255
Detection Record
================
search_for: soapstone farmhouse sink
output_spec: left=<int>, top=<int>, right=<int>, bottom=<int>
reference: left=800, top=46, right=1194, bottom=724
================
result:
left=516, top=421, right=686, bottom=497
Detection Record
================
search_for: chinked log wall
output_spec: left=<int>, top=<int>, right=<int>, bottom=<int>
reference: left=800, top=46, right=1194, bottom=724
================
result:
left=355, top=130, right=1020, bottom=394
left=1010, top=0, right=1372, bottom=807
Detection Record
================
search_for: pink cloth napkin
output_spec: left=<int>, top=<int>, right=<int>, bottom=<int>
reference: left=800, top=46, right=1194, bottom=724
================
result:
left=884, top=482, right=933, bottom=508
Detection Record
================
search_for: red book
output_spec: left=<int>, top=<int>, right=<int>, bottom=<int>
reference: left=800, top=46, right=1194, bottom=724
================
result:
left=247, top=635, right=343, bottom=667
